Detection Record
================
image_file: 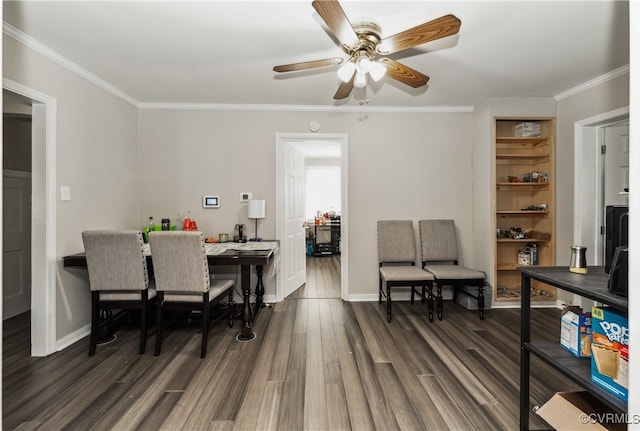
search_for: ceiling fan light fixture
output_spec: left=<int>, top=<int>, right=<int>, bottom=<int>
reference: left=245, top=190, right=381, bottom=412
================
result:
left=354, top=69, right=367, bottom=88
left=337, top=61, right=356, bottom=82
left=368, top=60, right=386, bottom=82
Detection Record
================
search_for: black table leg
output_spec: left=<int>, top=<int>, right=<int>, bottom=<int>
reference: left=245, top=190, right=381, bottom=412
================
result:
left=236, top=264, right=255, bottom=342
left=520, top=273, right=532, bottom=430
left=255, top=264, right=265, bottom=311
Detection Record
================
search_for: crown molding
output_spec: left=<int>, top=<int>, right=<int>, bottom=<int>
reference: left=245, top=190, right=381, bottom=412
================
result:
left=554, top=65, right=629, bottom=101
left=5, top=20, right=626, bottom=113
left=3, top=22, right=139, bottom=108
left=136, top=102, right=474, bottom=113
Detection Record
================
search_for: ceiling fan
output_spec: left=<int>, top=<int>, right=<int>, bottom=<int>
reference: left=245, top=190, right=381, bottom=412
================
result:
left=273, top=0, right=461, bottom=100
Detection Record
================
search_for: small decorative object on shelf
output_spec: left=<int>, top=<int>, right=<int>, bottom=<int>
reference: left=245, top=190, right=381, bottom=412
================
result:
left=569, top=246, right=588, bottom=274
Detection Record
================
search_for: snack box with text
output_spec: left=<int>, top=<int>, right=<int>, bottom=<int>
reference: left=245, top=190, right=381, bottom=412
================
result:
left=591, top=306, right=628, bottom=402
left=560, top=306, right=591, bottom=358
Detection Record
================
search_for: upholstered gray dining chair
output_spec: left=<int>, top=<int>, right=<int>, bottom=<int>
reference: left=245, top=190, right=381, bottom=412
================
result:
left=418, top=219, right=486, bottom=320
left=377, top=220, right=434, bottom=322
left=148, top=231, right=235, bottom=358
left=82, top=230, right=156, bottom=356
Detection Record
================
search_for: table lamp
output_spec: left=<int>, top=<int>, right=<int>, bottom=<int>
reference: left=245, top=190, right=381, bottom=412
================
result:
left=247, top=199, right=266, bottom=241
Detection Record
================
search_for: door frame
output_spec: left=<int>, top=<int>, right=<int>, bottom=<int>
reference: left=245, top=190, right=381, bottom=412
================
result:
left=275, top=133, right=348, bottom=302
left=3, top=78, right=58, bottom=356
left=573, top=106, right=629, bottom=265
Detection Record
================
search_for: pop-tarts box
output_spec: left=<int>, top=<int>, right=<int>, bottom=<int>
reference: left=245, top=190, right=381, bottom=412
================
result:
left=560, top=306, right=591, bottom=357
left=591, top=306, right=628, bottom=402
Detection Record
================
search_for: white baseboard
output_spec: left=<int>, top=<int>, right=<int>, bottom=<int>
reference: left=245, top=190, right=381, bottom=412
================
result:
left=57, top=324, right=90, bottom=352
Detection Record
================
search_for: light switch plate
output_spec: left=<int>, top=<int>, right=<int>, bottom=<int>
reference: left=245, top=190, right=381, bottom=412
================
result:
left=61, top=186, right=71, bottom=201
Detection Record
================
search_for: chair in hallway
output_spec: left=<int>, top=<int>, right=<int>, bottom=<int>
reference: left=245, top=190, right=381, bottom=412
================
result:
left=148, top=231, right=235, bottom=358
left=82, top=230, right=156, bottom=356
left=377, top=220, right=434, bottom=322
left=418, top=219, right=486, bottom=320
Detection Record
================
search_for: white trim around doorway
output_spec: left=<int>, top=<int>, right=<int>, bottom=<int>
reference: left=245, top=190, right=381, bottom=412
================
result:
left=3, top=78, right=58, bottom=357
left=275, top=133, right=348, bottom=302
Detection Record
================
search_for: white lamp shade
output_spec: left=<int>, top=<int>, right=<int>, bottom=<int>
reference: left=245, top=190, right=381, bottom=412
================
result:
left=368, top=61, right=386, bottom=81
left=247, top=199, right=266, bottom=219
left=337, top=62, right=356, bottom=82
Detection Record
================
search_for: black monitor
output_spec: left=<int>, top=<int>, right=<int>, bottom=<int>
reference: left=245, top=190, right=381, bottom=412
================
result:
left=604, top=205, right=628, bottom=273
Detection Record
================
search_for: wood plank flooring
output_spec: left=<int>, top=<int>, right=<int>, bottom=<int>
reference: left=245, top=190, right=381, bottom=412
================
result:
left=3, top=261, right=578, bottom=430
left=287, top=255, right=341, bottom=299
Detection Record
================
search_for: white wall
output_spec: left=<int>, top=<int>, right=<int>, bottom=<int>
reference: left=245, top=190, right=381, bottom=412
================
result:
left=3, top=35, right=140, bottom=340
left=139, top=109, right=474, bottom=297
left=556, top=73, right=630, bottom=257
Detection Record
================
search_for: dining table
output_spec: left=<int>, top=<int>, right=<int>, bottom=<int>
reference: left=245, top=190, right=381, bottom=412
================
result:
left=63, top=240, right=279, bottom=342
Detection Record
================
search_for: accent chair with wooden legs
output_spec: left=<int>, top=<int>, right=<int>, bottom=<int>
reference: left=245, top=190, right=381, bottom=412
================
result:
left=148, top=231, right=235, bottom=358
left=82, top=230, right=156, bottom=356
left=377, top=220, right=434, bottom=322
left=418, top=219, right=486, bottom=320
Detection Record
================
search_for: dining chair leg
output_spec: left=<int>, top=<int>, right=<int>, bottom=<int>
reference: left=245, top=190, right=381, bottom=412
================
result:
left=386, top=284, right=392, bottom=322
left=89, top=292, right=100, bottom=356
left=478, top=285, right=485, bottom=320
left=201, top=293, right=209, bottom=358
left=427, top=285, right=435, bottom=322
left=410, top=286, right=415, bottom=304
left=436, top=284, right=443, bottom=320
left=154, top=293, right=164, bottom=356
left=139, top=291, right=147, bottom=354
left=378, top=276, right=383, bottom=304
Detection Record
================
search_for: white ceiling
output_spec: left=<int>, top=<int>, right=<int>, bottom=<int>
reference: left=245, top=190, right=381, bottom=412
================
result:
left=3, top=1, right=630, bottom=109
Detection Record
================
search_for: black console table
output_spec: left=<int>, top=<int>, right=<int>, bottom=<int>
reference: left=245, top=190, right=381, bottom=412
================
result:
left=519, top=266, right=628, bottom=430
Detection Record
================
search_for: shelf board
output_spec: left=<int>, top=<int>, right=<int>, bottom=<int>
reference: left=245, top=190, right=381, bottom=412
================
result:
left=497, top=238, right=549, bottom=243
left=496, top=153, right=548, bottom=160
left=498, top=264, right=545, bottom=271
left=496, top=182, right=549, bottom=187
left=525, top=341, right=627, bottom=412
left=496, top=136, right=548, bottom=145
left=497, top=210, right=549, bottom=216
left=494, top=294, right=556, bottom=302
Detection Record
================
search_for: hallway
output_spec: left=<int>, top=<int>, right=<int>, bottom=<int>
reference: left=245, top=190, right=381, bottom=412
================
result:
left=286, top=255, right=341, bottom=299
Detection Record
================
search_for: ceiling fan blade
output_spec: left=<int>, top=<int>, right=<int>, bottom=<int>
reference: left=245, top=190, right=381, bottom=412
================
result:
left=377, top=14, right=461, bottom=55
left=334, top=75, right=354, bottom=100
left=312, top=0, right=360, bottom=50
left=379, top=58, right=429, bottom=88
left=273, top=57, right=343, bottom=73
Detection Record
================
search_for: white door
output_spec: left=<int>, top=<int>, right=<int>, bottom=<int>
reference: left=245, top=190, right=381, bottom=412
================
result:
left=3, top=170, right=32, bottom=319
left=283, top=143, right=306, bottom=297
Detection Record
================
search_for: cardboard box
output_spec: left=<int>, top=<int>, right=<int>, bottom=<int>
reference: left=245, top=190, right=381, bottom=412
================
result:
left=515, top=121, right=541, bottom=137
left=560, top=306, right=592, bottom=357
left=455, top=286, right=492, bottom=310
left=591, top=307, right=628, bottom=402
left=536, top=391, right=626, bottom=430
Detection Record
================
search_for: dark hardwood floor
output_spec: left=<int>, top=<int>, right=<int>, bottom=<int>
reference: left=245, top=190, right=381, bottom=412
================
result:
left=287, top=255, right=341, bottom=299
left=3, top=263, right=578, bottom=430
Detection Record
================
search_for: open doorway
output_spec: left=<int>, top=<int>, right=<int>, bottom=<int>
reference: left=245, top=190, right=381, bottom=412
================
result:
left=290, top=142, right=341, bottom=299
left=275, top=133, right=348, bottom=302
left=3, top=92, right=33, bottom=321
left=574, top=107, right=629, bottom=266
left=3, top=81, right=58, bottom=357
